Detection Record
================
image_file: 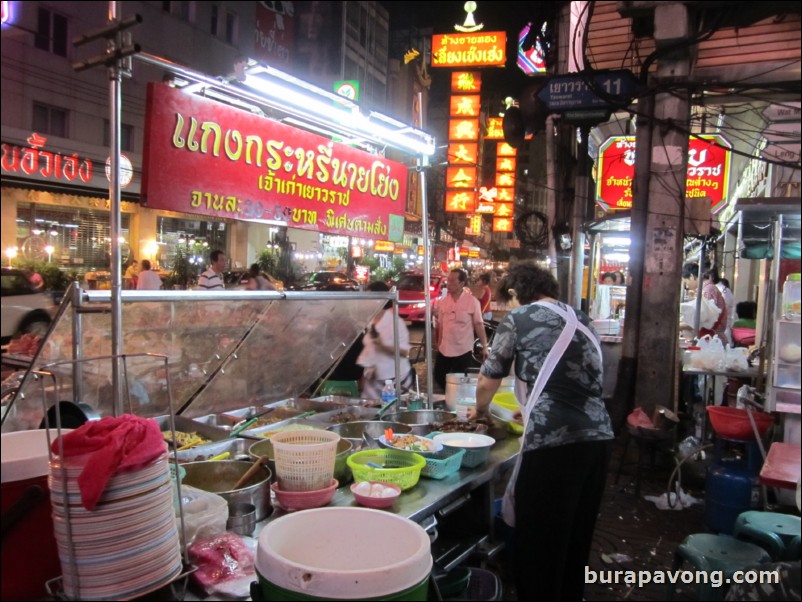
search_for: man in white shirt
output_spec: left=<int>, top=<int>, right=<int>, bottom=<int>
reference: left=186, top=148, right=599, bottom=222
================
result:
left=433, top=269, right=488, bottom=391
left=197, top=250, right=226, bottom=290
left=136, top=260, right=162, bottom=290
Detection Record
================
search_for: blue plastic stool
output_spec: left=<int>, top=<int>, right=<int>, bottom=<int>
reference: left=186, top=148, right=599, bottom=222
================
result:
left=668, top=533, right=772, bottom=601
left=734, top=511, right=802, bottom=561
left=320, top=380, right=359, bottom=397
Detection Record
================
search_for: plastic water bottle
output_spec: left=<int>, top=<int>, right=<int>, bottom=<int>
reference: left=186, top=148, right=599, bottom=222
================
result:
left=381, top=380, right=396, bottom=406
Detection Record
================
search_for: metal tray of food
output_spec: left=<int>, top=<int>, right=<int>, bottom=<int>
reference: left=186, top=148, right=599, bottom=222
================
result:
left=235, top=415, right=324, bottom=440
left=221, top=406, right=306, bottom=429
left=173, top=437, right=253, bottom=463
left=306, top=406, right=379, bottom=426
left=192, top=413, right=235, bottom=431
left=154, top=415, right=230, bottom=450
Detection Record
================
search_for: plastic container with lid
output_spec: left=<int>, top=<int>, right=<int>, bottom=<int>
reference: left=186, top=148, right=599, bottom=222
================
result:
left=782, top=273, right=801, bottom=320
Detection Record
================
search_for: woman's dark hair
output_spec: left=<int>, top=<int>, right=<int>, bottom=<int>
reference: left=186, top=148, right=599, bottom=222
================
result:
left=682, top=263, right=699, bottom=279
left=248, top=263, right=261, bottom=277
left=478, top=273, right=491, bottom=285
left=141, top=259, right=151, bottom=271
left=368, top=280, right=391, bottom=309
left=601, top=272, right=616, bottom=284
left=704, top=268, right=721, bottom=284
left=736, top=301, right=757, bottom=320
left=497, top=264, right=559, bottom=305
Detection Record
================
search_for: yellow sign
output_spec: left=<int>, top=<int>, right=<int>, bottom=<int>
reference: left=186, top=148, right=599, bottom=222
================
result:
left=374, top=240, right=395, bottom=252
left=485, top=117, right=504, bottom=140
left=403, top=49, right=420, bottom=64
left=432, top=32, right=507, bottom=68
left=466, top=214, right=482, bottom=235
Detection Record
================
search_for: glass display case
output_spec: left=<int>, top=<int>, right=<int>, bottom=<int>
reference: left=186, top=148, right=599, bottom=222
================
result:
left=768, top=213, right=802, bottom=417
left=1, top=288, right=392, bottom=432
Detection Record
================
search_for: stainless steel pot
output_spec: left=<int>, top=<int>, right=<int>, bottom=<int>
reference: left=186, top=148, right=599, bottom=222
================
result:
left=181, top=460, right=272, bottom=521
left=444, top=374, right=516, bottom=411
left=381, top=411, right=455, bottom=436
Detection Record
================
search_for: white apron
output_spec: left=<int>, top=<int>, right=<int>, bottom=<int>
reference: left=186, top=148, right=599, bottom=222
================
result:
left=501, top=301, right=602, bottom=527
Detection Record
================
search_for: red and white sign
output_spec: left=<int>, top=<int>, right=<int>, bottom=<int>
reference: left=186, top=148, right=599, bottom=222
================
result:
left=596, top=135, right=732, bottom=213
left=141, top=84, right=408, bottom=239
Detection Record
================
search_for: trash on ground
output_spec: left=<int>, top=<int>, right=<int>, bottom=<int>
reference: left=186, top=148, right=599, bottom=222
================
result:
left=643, top=486, right=702, bottom=510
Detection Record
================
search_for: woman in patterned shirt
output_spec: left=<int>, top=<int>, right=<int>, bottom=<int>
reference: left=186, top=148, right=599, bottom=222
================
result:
left=471, top=264, right=613, bottom=601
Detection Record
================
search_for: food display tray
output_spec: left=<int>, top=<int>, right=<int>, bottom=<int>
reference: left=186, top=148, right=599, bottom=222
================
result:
left=306, top=406, right=379, bottom=426
left=173, top=437, right=253, bottom=463
left=221, top=406, right=306, bottom=429
left=154, top=415, right=232, bottom=458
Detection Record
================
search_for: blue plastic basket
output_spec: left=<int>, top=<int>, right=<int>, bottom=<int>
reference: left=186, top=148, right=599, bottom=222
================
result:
left=421, top=446, right=465, bottom=479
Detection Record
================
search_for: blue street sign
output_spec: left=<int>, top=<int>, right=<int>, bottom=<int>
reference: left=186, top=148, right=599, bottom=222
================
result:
left=537, top=70, right=639, bottom=112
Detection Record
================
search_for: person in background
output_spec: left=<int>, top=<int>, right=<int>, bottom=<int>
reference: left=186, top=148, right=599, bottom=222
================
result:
left=136, top=260, right=162, bottom=290
left=433, top=269, right=488, bottom=391
left=124, top=260, right=139, bottom=290
left=197, top=250, right=226, bottom=290
left=477, top=273, right=493, bottom=321
left=731, top=301, right=758, bottom=347
left=470, top=264, right=613, bottom=601
left=716, top=276, right=735, bottom=341
left=681, top=262, right=729, bottom=345
left=613, top=270, right=626, bottom=285
left=245, top=263, right=275, bottom=291
left=357, top=281, right=413, bottom=399
left=601, top=272, right=616, bottom=285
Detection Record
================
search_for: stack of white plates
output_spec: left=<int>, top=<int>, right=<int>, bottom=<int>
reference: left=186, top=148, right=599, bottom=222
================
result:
left=49, top=452, right=183, bottom=600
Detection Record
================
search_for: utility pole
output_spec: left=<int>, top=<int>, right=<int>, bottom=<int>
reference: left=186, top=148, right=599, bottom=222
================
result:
left=631, top=3, right=694, bottom=415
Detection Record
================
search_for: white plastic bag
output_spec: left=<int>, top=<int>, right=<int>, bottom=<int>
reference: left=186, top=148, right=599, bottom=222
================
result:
left=724, top=346, right=750, bottom=372
left=680, top=297, right=722, bottom=330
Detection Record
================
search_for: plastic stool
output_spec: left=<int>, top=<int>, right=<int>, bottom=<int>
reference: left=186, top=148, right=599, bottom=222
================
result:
left=320, top=380, right=359, bottom=397
left=734, top=511, right=801, bottom=561
left=789, top=535, right=801, bottom=560
left=668, top=534, right=772, bottom=601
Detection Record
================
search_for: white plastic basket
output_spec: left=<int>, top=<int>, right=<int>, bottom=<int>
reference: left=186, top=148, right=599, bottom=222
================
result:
left=270, top=430, right=340, bottom=491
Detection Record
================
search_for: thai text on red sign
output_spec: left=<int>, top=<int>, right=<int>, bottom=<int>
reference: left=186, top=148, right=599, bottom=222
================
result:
left=2, top=133, right=93, bottom=183
left=432, top=32, right=507, bottom=68
left=596, top=135, right=731, bottom=212
left=141, top=83, right=408, bottom=240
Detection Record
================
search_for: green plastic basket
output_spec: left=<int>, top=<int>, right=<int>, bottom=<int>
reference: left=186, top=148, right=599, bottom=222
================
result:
left=421, top=446, right=465, bottom=480
left=347, top=449, right=426, bottom=490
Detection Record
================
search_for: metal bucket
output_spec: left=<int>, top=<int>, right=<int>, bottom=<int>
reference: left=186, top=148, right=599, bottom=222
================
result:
left=326, top=421, right=411, bottom=448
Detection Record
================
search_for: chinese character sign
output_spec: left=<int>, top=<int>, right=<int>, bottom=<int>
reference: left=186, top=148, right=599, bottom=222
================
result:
left=596, top=135, right=732, bottom=212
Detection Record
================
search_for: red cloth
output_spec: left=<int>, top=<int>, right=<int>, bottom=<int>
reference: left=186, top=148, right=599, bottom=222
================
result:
left=51, top=414, right=167, bottom=510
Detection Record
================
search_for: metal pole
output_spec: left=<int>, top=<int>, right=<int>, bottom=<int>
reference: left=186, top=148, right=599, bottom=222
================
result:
left=419, top=155, right=435, bottom=408
left=570, top=126, right=590, bottom=309
left=108, top=0, right=123, bottom=413
left=693, top=243, right=706, bottom=334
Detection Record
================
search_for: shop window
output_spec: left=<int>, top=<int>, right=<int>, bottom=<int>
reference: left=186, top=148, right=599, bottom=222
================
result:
left=35, top=7, right=68, bottom=57
left=163, top=1, right=194, bottom=22
left=103, top=120, right=135, bottom=152
left=156, top=216, right=228, bottom=272
left=16, top=203, right=131, bottom=273
left=225, top=10, right=238, bottom=45
left=32, top=102, right=68, bottom=138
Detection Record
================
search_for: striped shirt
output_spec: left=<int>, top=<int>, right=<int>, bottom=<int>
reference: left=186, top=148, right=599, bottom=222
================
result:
left=197, top=268, right=224, bottom=290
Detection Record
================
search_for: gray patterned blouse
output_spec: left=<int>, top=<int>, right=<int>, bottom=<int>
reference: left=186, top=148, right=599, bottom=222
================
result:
left=480, top=302, right=614, bottom=452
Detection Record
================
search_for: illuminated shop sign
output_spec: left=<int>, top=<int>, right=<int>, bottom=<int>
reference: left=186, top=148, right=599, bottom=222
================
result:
left=141, top=84, right=408, bottom=241
left=448, top=142, right=478, bottom=165
left=451, top=71, right=482, bottom=93
left=493, top=217, right=513, bottom=233
left=485, top=117, right=504, bottom=140
left=432, top=32, right=508, bottom=68
left=373, top=240, right=395, bottom=252
left=596, top=135, right=732, bottom=212
left=450, top=95, right=481, bottom=117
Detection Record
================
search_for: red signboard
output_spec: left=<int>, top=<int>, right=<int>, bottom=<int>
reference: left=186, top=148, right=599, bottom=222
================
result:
left=451, top=72, right=482, bottom=93
left=493, top=217, right=514, bottom=232
left=485, top=117, right=504, bottom=140
left=448, top=142, right=478, bottom=165
left=450, top=95, right=481, bottom=117
left=432, top=32, right=508, bottom=68
left=445, top=190, right=476, bottom=212
left=446, top=166, right=477, bottom=189
left=596, top=135, right=732, bottom=212
left=141, top=84, right=408, bottom=240
left=449, top=118, right=480, bottom=141
left=497, top=142, right=517, bottom=156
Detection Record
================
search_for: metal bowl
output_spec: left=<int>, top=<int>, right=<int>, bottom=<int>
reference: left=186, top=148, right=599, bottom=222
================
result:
left=381, top=411, right=455, bottom=436
left=181, top=460, right=272, bottom=521
left=326, top=421, right=411, bottom=447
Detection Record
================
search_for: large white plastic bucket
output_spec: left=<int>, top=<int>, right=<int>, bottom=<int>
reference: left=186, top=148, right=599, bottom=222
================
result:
left=255, top=507, right=431, bottom=600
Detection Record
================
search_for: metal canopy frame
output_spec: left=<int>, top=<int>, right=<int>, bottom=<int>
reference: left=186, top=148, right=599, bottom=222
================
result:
left=90, top=4, right=438, bottom=407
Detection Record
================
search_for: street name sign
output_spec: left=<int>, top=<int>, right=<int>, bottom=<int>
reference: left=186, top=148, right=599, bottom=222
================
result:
left=538, top=69, right=639, bottom=112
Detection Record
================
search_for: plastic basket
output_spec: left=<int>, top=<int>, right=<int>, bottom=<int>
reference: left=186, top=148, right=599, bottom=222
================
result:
left=460, top=446, right=491, bottom=469
left=461, top=567, right=502, bottom=601
left=346, top=449, right=426, bottom=490
left=271, top=430, right=340, bottom=491
left=421, top=446, right=466, bottom=480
